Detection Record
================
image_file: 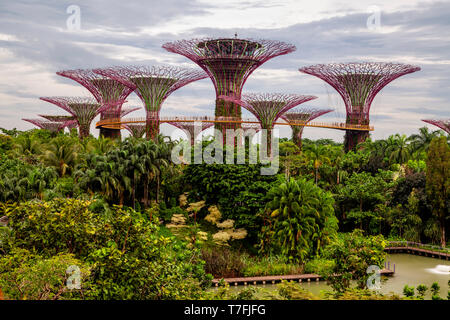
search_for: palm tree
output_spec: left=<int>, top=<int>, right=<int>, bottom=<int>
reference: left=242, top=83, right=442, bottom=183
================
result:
left=386, top=134, right=411, bottom=165
left=12, top=135, right=42, bottom=163
left=42, top=137, right=79, bottom=177
left=85, top=136, right=117, bottom=155
left=408, top=126, right=441, bottom=155
left=265, top=178, right=337, bottom=261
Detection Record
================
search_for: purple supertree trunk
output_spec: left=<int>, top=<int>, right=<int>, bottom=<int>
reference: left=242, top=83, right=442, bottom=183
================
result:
left=56, top=69, right=135, bottom=139
left=422, top=119, right=450, bottom=134
left=163, top=37, right=296, bottom=145
left=299, top=62, right=421, bottom=151
left=94, top=65, right=207, bottom=142
left=40, top=96, right=105, bottom=139
left=281, top=108, right=333, bottom=150
left=220, top=93, right=317, bottom=155
left=167, top=121, right=214, bottom=145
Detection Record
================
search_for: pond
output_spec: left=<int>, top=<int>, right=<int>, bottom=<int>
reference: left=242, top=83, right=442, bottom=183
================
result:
left=215, top=254, right=450, bottom=299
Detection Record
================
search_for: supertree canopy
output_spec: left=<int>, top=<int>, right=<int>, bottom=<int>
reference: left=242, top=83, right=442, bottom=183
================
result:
left=220, top=93, right=317, bottom=153
left=422, top=119, right=450, bottom=134
left=22, top=118, right=68, bottom=133
left=124, top=124, right=147, bottom=139
left=39, top=97, right=104, bottom=138
left=38, top=114, right=78, bottom=131
left=168, top=121, right=214, bottom=145
left=281, top=107, right=333, bottom=150
left=56, top=68, right=135, bottom=139
left=38, top=115, right=75, bottom=122
left=162, top=37, right=296, bottom=143
left=94, top=65, right=207, bottom=141
left=299, top=62, right=421, bottom=151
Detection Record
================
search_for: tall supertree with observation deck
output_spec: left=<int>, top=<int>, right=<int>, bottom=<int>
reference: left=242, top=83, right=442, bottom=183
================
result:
left=94, top=65, right=207, bottom=141
left=40, top=97, right=104, bottom=138
left=162, top=37, right=296, bottom=144
left=422, top=119, right=450, bottom=134
left=124, top=124, right=147, bottom=138
left=281, top=107, right=333, bottom=150
left=220, top=93, right=317, bottom=154
left=299, top=62, right=421, bottom=152
left=167, top=121, right=214, bottom=145
left=56, top=68, right=135, bottom=139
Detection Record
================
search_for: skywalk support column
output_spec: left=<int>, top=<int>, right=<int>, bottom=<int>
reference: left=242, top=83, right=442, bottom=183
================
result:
left=299, top=62, right=421, bottom=152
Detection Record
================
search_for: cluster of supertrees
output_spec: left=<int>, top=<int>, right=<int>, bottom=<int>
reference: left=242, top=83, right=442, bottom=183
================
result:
left=24, top=35, right=445, bottom=152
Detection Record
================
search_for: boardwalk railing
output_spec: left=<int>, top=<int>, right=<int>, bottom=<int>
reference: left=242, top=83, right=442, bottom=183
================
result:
left=385, top=241, right=449, bottom=260
left=386, top=241, right=449, bottom=254
left=96, top=116, right=374, bottom=132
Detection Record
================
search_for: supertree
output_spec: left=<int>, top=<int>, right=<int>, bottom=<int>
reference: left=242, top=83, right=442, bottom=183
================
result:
left=38, top=115, right=78, bottom=130
left=124, top=124, right=147, bottom=138
left=39, top=97, right=104, bottom=138
left=162, top=37, right=296, bottom=144
left=422, top=119, right=450, bottom=134
left=167, top=121, right=214, bottom=145
left=94, top=65, right=207, bottom=141
left=22, top=118, right=68, bottom=133
left=281, top=107, right=333, bottom=150
left=56, top=68, right=135, bottom=139
left=299, top=62, right=421, bottom=151
left=220, top=93, right=317, bottom=154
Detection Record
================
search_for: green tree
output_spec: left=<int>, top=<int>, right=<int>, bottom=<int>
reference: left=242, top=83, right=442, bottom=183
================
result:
left=305, top=144, right=331, bottom=185
left=426, top=136, right=449, bottom=247
left=260, top=178, right=338, bottom=262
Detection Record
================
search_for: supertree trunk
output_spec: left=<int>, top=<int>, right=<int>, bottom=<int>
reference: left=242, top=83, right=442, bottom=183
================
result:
left=292, top=126, right=304, bottom=150
left=146, top=112, right=159, bottom=142
left=79, top=123, right=91, bottom=139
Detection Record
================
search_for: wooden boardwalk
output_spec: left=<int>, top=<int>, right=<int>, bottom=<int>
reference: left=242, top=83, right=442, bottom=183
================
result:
left=212, top=269, right=394, bottom=286
left=385, top=246, right=450, bottom=260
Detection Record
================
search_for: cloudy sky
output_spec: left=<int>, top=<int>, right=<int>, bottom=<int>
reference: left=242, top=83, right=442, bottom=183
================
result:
left=0, top=0, right=448, bottom=142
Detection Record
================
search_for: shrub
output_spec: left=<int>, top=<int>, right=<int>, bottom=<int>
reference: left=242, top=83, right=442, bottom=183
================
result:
left=0, top=248, right=90, bottom=300
left=320, top=229, right=386, bottom=294
left=1, top=199, right=211, bottom=299
left=403, top=285, right=415, bottom=298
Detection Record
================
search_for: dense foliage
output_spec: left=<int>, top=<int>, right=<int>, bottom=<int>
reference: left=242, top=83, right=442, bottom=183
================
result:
left=0, top=125, right=448, bottom=300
